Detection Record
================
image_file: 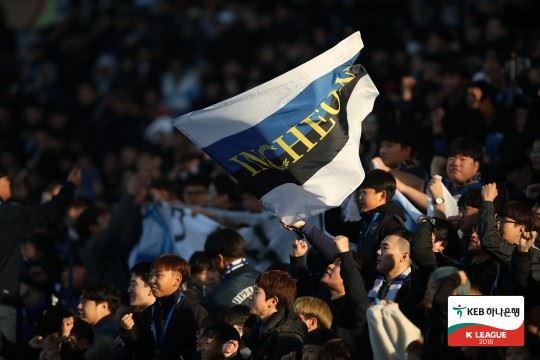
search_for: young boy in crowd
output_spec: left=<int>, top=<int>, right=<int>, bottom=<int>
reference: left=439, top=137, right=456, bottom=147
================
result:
left=297, top=169, right=406, bottom=284
left=243, top=270, right=305, bottom=360
left=120, top=254, right=207, bottom=359
left=376, top=138, right=484, bottom=212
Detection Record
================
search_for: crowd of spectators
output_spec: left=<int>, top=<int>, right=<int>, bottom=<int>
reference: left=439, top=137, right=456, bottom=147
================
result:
left=1, top=0, right=540, bottom=359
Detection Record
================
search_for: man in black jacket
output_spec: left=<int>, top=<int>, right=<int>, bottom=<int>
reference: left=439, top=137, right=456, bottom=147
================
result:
left=204, top=229, right=259, bottom=314
left=243, top=270, right=306, bottom=360
left=320, top=236, right=368, bottom=357
left=301, top=170, right=406, bottom=285
left=480, top=183, right=537, bottom=294
left=0, top=166, right=80, bottom=345
left=120, top=254, right=207, bottom=359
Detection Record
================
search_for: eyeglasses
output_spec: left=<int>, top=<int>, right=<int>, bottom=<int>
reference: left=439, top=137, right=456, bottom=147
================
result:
left=496, top=216, right=521, bottom=227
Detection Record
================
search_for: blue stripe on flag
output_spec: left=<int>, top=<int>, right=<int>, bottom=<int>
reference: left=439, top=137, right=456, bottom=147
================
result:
left=203, top=53, right=359, bottom=174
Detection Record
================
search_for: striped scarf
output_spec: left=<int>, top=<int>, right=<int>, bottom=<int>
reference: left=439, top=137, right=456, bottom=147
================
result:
left=222, top=258, right=248, bottom=279
left=368, top=267, right=412, bottom=302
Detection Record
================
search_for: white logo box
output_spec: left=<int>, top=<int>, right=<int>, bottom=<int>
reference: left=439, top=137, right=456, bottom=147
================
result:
left=448, top=296, right=524, bottom=347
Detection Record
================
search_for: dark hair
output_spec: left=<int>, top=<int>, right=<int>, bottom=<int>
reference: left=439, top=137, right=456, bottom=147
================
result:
left=81, top=282, right=121, bottom=314
left=71, top=318, right=94, bottom=345
left=153, top=254, right=190, bottom=285
left=151, top=177, right=176, bottom=194
left=448, top=138, right=483, bottom=164
left=36, top=305, right=74, bottom=337
left=74, top=205, right=104, bottom=241
left=223, top=305, right=251, bottom=327
left=432, top=218, right=461, bottom=260
left=211, top=174, right=240, bottom=203
left=202, top=321, right=241, bottom=344
left=318, top=338, right=353, bottom=360
left=189, top=251, right=215, bottom=274
left=205, top=228, right=245, bottom=260
left=256, top=270, right=297, bottom=310
left=359, top=169, right=396, bottom=201
left=129, top=261, right=153, bottom=285
left=502, top=201, right=534, bottom=231
left=388, top=229, right=412, bottom=243
left=379, top=126, right=417, bottom=155
left=0, top=165, right=7, bottom=178
left=303, top=328, right=336, bottom=346
left=182, top=175, right=209, bottom=190
left=458, top=188, right=482, bottom=209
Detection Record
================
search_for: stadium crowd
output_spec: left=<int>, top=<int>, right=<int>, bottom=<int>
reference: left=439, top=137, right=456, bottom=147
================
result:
left=1, top=0, right=540, bottom=359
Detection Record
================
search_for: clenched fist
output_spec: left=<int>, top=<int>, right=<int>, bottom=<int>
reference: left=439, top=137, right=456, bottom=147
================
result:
left=121, top=313, right=135, bottom=330
left=334, top=235, right=350, bottom=254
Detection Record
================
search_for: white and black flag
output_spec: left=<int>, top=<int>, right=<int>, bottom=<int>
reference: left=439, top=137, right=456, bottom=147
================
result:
left=173, top=32, right=379, bottom=224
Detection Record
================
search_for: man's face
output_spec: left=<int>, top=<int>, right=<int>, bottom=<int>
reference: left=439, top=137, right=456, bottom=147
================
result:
left=379, top=141, right=410, bottom=168
left=422, top=278, right=438, bottom=310
left=192, top=269, right=220, bottom=288
left=0, top=176, right=11, bottom=201
left=200, top=336, right=221, bottom=360
left=249, top=285, right=275, bottom=320
left=207, top=184, right=227, bottom=209
left=498, top=216, right=524, bottom=245
left=356, top=187, right=385, bottom=213
left=183, top=185, right=208, bottom=206
left=467, top=228, right=481, bottom=252
left=533, top=204, right=540, bottom=230
left=77, top=298, right=107, bottom=326
left=376, top=235, right=407, bottom=274
left=150, top=269, right=181, bottom=298
left=459, top=205, right=480, bottom=232
left=128, top=274, right=154, bottom=307
left=467, top=86, right=482, bottom=109
left=320, top=258, right=343, bottom=292
left=446, top=154, right=480, bottom=185
left=301, top=345, right=321, bottom=360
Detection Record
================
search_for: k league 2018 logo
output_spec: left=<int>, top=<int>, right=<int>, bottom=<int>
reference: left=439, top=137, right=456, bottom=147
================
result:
left=448, top=296, right=524, bottom=347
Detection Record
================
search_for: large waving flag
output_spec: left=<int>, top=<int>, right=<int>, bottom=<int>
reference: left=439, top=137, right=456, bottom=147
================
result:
left=173, top=32, right=379, bottom=224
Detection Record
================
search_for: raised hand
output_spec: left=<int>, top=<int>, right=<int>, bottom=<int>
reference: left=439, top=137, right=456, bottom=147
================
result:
left=334, top=235, right=350, bottom=254
left=427, top=175, right=443, bottom=199
left=291, top=239, right=308, bottom=258
left=518, top=230, right=537, bottom=253
left=481, top=183, right=498, bottom=202
left=121, top=313, right=135, bottom=330
left=281, top=219, right=306, bottom=232
left=371, top=157, right=390, bottom=172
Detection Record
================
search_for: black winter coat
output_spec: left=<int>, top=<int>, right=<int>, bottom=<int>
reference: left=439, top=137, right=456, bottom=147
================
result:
left=120, top=292, right=207, bottom=360
left=243, top=307, right=306, bottom=360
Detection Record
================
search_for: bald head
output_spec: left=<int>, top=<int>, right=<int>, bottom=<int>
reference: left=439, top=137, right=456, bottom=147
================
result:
left=376, top=233, right=412, bottom=278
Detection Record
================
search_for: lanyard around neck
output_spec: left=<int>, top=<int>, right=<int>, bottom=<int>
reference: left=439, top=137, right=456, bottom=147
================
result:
left=151, top=292, right=183, bottom=346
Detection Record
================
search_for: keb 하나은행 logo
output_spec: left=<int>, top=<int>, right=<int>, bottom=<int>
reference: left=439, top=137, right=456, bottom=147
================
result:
left=453, top=304, right=467, bottom=318
left=448, top=296, right=524, bottom=347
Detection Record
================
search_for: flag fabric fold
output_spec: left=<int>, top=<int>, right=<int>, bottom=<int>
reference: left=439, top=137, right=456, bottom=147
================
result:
left=173, top=32, right=379, bottom=224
